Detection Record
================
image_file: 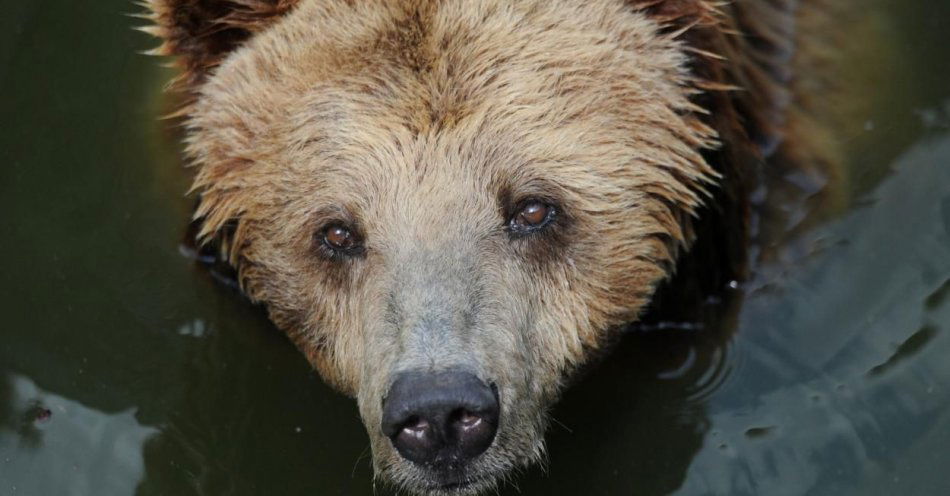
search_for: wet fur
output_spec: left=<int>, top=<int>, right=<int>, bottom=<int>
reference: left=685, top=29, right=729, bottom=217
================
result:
left=140, top=0, right=840, bottom=493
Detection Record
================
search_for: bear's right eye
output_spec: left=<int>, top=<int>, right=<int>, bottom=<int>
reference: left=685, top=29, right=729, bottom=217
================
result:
left=317, top=222, right=363, bottom=257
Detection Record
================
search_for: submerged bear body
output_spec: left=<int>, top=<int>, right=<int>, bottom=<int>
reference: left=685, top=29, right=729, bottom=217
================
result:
left=143, top=0, right=839, bottom=493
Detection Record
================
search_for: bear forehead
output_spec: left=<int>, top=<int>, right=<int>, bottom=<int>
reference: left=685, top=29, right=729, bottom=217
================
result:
left=188, top=0, right=695, bottom=176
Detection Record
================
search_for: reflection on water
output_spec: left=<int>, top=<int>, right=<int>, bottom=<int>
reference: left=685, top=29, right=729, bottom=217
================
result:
left=0, top=374, right=157, bottom=496
left=1, top=0, right=949, bottom=495
left=680, top=134, right=950, bottom=494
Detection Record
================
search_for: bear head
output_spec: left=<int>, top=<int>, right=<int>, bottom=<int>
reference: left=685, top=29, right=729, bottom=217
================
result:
left=142, top=0, right=719, bottom=493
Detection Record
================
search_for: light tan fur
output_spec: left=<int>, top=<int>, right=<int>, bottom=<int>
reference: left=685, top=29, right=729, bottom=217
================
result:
left=141, top=0, right=838, bottom=493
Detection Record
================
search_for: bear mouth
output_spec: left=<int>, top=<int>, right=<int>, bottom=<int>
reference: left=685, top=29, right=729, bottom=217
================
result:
left=428, top=477, right=485, bottom=494
left=411, top=465, right=497, bottom=495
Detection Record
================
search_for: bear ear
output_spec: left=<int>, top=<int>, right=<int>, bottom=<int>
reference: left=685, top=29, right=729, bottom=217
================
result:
left=139, top=0, right=302, bottom=89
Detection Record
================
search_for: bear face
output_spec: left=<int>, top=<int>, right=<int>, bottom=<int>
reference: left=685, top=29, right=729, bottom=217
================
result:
left=144, top=0, right=724, bottom=493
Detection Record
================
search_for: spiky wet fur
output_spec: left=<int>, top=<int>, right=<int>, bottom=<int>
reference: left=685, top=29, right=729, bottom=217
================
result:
left=139, top=0, right=839, bottom=493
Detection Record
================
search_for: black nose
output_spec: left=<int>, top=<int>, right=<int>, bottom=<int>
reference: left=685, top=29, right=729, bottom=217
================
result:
left=381, top=369, right=499, bottom=466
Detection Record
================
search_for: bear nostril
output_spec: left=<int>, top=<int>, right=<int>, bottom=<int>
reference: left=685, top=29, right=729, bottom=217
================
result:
left=450, top=409, right=495, bottom=459
left=392, top=416, right=438, bottom=461
left=402, top=416, right=429, bottom=435
left=456, top=410, right=482, bottom=430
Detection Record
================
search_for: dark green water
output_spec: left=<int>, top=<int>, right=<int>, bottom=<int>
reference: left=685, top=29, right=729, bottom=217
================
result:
left=1, top=1, right=949, bottom=495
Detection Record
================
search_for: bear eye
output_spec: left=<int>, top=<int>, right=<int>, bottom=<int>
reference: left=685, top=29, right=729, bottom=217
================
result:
left=319, top=223, right=362, bottom=255
left=508, top=200, right=555, bottom=234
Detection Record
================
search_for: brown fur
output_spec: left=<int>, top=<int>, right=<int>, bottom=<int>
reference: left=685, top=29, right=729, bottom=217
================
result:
left=140, top=0, right=839, bottom=493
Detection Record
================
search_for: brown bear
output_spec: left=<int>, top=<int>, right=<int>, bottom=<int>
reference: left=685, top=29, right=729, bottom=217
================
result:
left=141, top=0, right=842, bottom=493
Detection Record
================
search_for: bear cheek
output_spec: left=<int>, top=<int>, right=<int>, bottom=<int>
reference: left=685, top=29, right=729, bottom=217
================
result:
left=309, top=346, right=359, bottom=396
left=279, top=253, right=378, bottom=397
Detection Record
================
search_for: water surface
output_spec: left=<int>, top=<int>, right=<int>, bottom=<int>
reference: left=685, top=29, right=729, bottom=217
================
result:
left=1, top=1, right=949, bottom=495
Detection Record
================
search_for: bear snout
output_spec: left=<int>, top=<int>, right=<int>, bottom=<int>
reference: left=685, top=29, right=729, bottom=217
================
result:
left=381, top=369, right=500, bottom=470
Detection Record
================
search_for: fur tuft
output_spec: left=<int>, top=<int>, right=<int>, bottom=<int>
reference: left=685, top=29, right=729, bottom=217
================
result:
left=138, top=0, right=302, bottom=91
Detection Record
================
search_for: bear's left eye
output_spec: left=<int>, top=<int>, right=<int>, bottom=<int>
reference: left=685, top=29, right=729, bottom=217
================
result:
left=508, top=200, right=556, bottom=235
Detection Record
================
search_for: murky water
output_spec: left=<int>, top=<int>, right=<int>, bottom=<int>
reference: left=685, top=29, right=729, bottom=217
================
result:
left=2, top=1, right=949, bottom=495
